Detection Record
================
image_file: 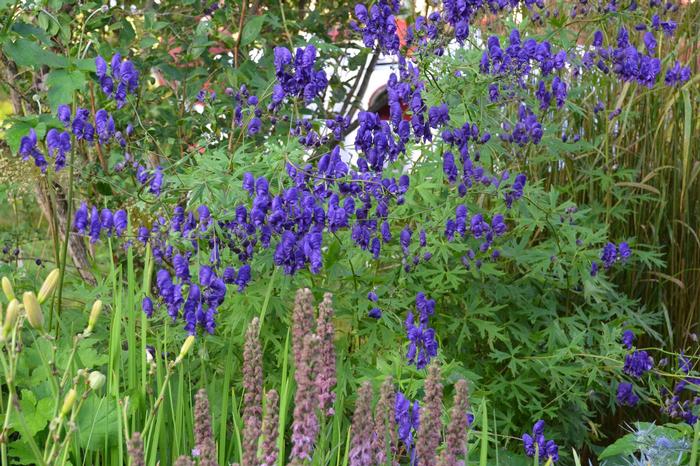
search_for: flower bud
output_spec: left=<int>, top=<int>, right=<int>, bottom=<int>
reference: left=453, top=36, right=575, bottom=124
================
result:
left=85, top=300, right=103, bottom=334
left=175, top=335, right=195, bottom=364
left=2, top=299, right=20, bottom=338
left=23, top=292, right=44, bottom=331
left=61, top=388, right=77, bottom=417
left=2, top=277, right=14, bottom=301
left=87, top=371, right=106, bottom=391
left=37, top=269, right=60, bottom=304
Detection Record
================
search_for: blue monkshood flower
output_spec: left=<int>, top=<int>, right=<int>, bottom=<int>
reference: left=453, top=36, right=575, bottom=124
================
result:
left=601, top=242, right=617, bottom=269
left=643, top=31, right=657, bottom=54
left=95, top=109, right=115, bottom=144
left=522, top=420, right=559, bottom=462
left=173, top=254, right=191, bottom=281
left=623, top=350, right=654, bottom=378
left=100, top=208, right=114, bottom=236
left=590, top=262, right=599, bottom=276
left=395, top=392, right=420, bottom=457
left=270, top=45, right=328, bottom=109
left=443, top=151, right=458, bottom=183
left=415, top=292, right=435, bottom=325
left=235, top=264, right=251, bottom=292
left=622, top=330, right=635, bottom=349
left=137, top=226, right=150, bottom=243
left=368, top=307, right=382, bottom=319
left=96, top=53, right=140, bottom=108
left=400, top=227, right=412, bottom=255
left=114, top=210, right=128, bottom=236
left=71, top=108, right=94, bottom=142
left=242, top=172, right=255, bottom=195
left=223, top=267, right=236, bottom=284
left=618, top=242, right=631, bottom=261
left=350, top=0, right=401, bottom=54
left=142, top=296, right=154, bottom=317
left=46, top=129, right=71, bottom=171
left=616, top=382, right=639, bottom=406
left=665, top=61, right=691, bottom=87
left=57, top=105, right=71, bottom=126
left=381, top=221, right=392, bottom=243
left=150, top=167, right=164, bottom=196
left=74, top=203, right=89, bottom=233
left=248, top=117, right=262, bottom=135
left=428, top=103, right=449, bottom=128
left=367, top=291, right=378, bottom=302
left=19, top=129, right=47, bottom=171
left=405, top=310, right=438, bottom=369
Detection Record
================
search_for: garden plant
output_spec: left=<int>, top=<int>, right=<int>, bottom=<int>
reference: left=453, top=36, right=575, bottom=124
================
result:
left=0, top=0, right=699, bottom=465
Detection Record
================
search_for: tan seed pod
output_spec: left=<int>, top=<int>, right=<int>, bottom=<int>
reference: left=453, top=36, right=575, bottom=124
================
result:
left=2, top=277, right=14, bottom=301
left=23, top=292, right=44, bottom=331
left=37, top=269, right=60, bottom=304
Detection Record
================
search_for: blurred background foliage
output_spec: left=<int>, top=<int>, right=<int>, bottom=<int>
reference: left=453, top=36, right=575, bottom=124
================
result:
left=0, top=0, right=698, bottom=465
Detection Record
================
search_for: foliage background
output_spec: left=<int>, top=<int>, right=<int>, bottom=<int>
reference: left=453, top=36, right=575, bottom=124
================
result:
left=0, top=0, right=698, bottom=465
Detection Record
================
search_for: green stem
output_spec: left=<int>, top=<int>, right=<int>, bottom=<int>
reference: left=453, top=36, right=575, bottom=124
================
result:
left=52, top=147, right=76, bottom=334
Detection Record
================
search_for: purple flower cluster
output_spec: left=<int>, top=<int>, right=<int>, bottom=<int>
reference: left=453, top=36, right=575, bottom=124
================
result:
left=136, top=164, right=164, bottom=196
left=95, top=53, right=139, bottom=108
left=622, top=329, right=635, bottom=350
left=367, top=291, right=381, bottom=319
left=271, top=45, right=328, bottom=109
left=665, top=60, right=692, bottom=87
left=522, top=420, right=559, bottom=463
left=45, top=129, right=71, bottom=171
left=616, top=382, right=639, bottom=407
left=594, top=241, right=631, bottom=272
left=657, top=354, right=700, bottom=425
left=500, top=104, right=543, bottom=146
left=384, top=59, right=432, bottom=142
left=19, top=129, right=49, bottom=172
left=355, top=111, right=411, bottom=172
left=74, top=203, right=128, bottom=243
left=395, top=391, right=420, bottom=460
left=443, top=1, right=541, bottom=44
left=584, top=27, right=665, bottom=88
left=405, top=292, right=438, bottom=369
left=444, top=204, right=508, bottom=267
left=132, top=135, right=413, bottom=331
left=481, top=30, right=567, bottom=79
left=405, top=12, right=441, bottom=51
left=18, top=104, right=134, bottom=173
left=623, top=350, right=654, bottom=378
left=350, top=0, right=401, bottom=54
left=227, top=84, right=264, bottom=135
left=147, top=264, right=225, bottom=334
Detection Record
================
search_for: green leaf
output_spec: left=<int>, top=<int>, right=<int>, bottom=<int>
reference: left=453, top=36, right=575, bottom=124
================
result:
left=597, top=433, right=638, bottom=460
left=241, top=14, right=266, bottom=47
left=11, top=22, right=53, bottom=45
left=8, top=389, right=54, bottom=437
left=46, top=69, right=86, bottom=110
left=76, top=395, right=120, bottom=450
left=73, top=58, right=97, bottom=73
left=2, top=39, right=69, bottom=68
